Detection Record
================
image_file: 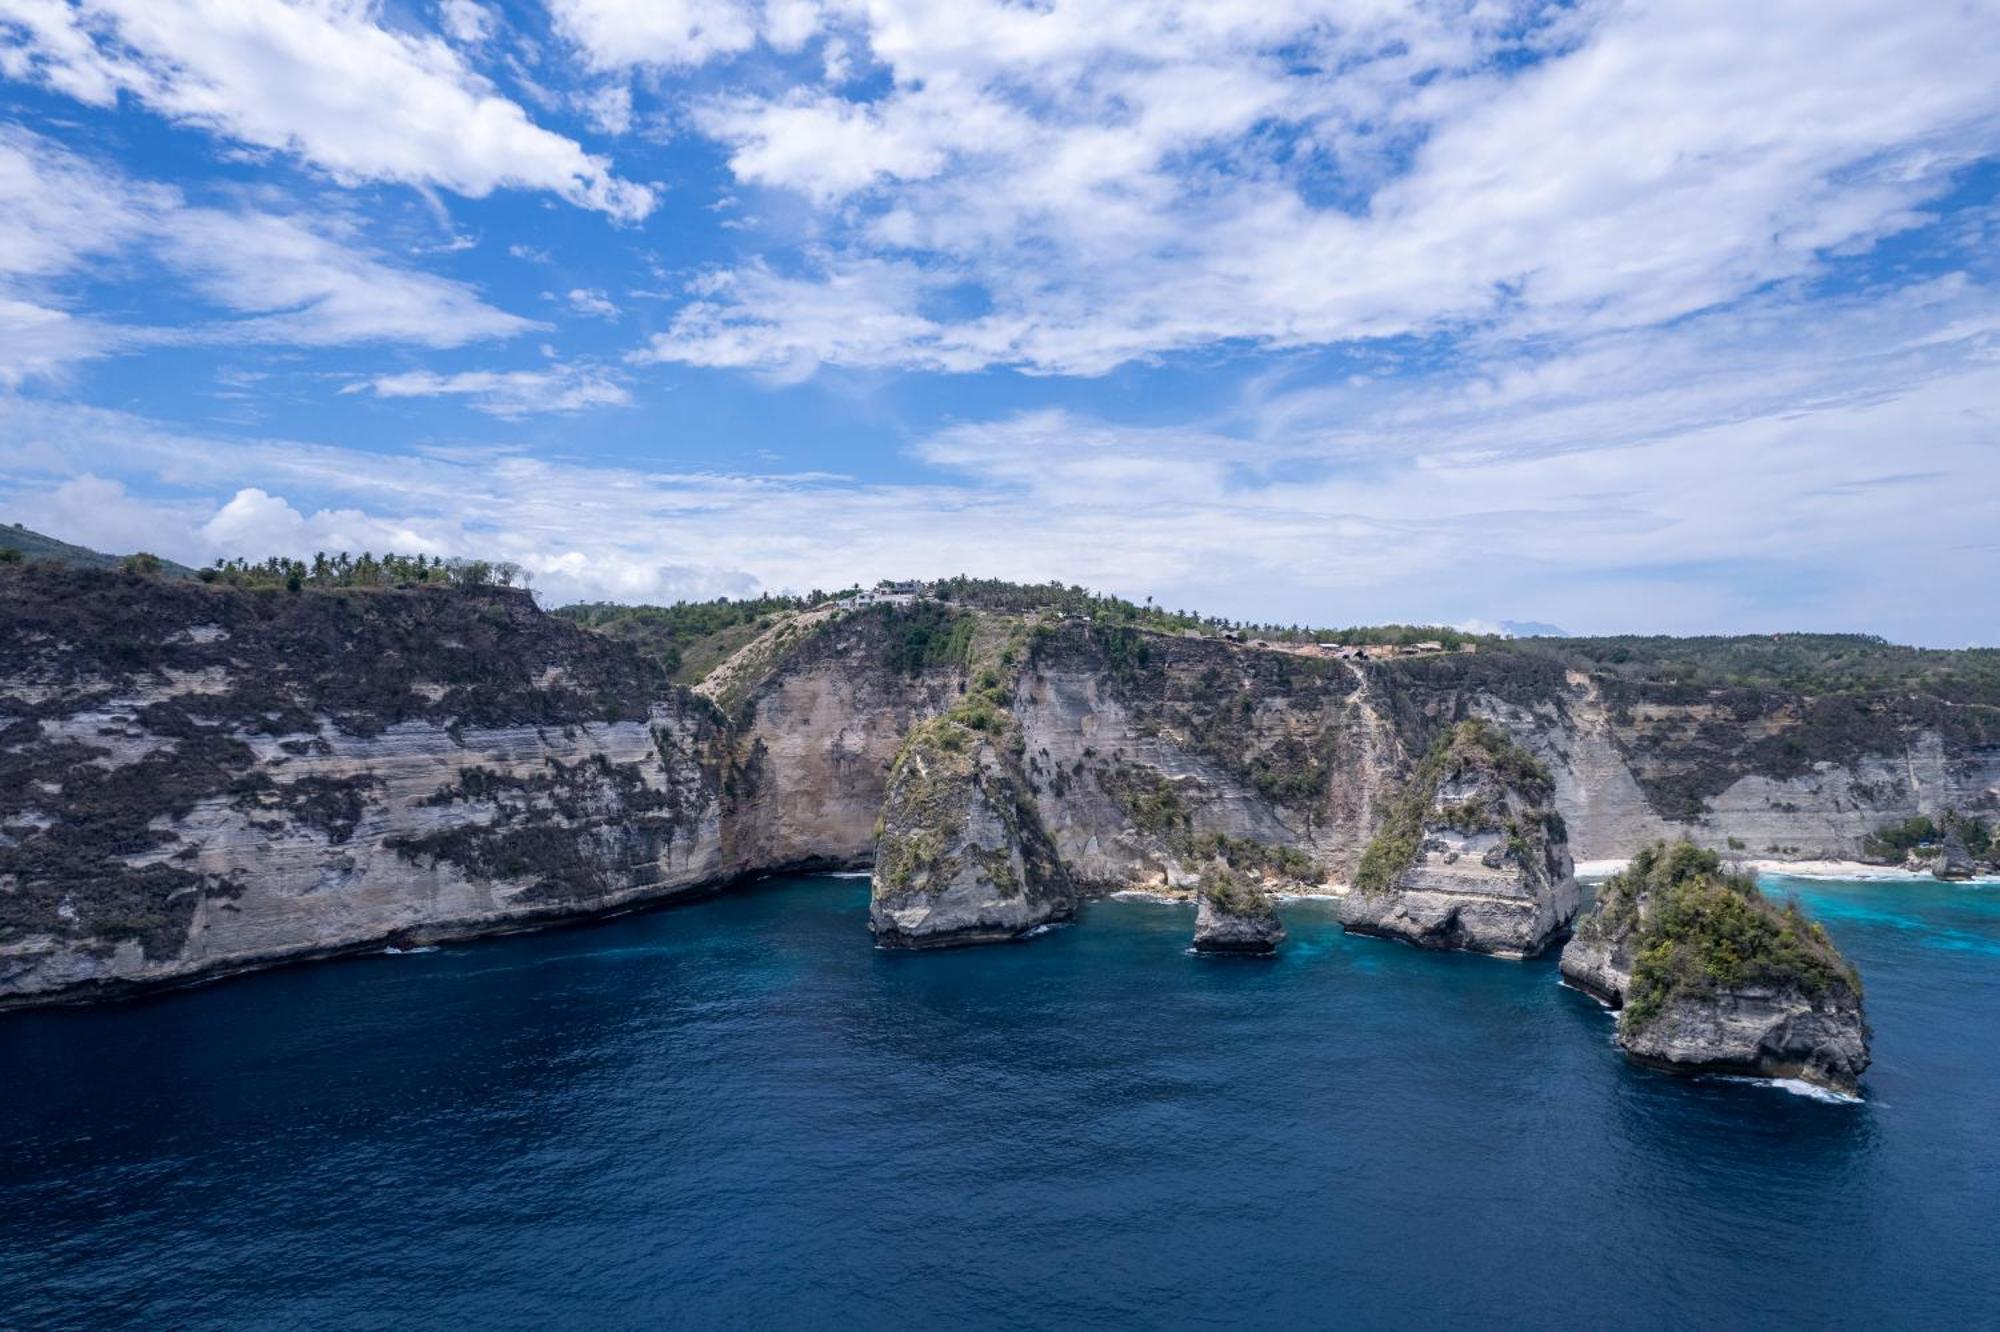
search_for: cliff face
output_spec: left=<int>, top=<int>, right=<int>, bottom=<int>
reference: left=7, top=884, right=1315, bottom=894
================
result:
left=868, top=724, right=1073, bottom=948
left=1559, top=842, right=1870, bottom=1093
left=0, top=570, right=1989, bottom=1009
left=0, top=567, right=728, bottom=1006
left=1338, top=720, right=1580, bottom=957
left=1381, top=654, right=2000, bottom=863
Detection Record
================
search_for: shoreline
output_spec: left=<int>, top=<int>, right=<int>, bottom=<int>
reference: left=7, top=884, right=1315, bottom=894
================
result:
left=1575, top=856, right=2000, bottom=885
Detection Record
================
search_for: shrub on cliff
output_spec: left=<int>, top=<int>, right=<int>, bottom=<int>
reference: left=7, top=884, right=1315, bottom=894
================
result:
left=1198, top=863, right=1275, bottom=920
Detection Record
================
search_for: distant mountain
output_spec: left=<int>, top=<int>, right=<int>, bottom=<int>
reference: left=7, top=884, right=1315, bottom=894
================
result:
left=1499, top=619, right=1569, bottom=638
left=0, top=522, right=195, bottom=576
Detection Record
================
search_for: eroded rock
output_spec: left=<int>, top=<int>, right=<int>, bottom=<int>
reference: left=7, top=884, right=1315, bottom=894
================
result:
left=1191, top=862, right=1285, bottom=954
left=1339, top=720, right=1580, bottom=957
left=1560, top=841, right=1870, bottom=1094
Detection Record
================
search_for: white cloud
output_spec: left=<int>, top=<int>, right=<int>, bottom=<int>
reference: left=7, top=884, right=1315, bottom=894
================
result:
left=0, top=125, right=533, bottom=371
left=5, top=274, right=1996, bottom=640
left=638, top=0, right=2000, bottom=375
left=436, top=0, right=493, bottom=46
left=579, top=81, right=633, bottom=135
left=0, top=0, right=655, bottom=220
left=566, top=286, right=621, bottom=319
left=347, top=365, right=632, bottom=416
left=159, top=208, right=536, bottom=347
left=548, top=0, right=762, bottom=70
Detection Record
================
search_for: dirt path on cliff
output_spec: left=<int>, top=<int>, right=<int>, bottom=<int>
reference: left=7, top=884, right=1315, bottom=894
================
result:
left=1339, top=660, right=1400, bottom=842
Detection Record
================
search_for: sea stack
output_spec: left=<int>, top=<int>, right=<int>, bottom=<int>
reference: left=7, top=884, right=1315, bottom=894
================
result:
left=1933, top=827, right=1977, bottom=881
left=869, top=717, right=1074, bottom=948
left=1192, top=863, right=1286, bottom=954
left=1560, top=841, right=1870, bottom=1094
left=1339, top=719, right=1580, bottom=958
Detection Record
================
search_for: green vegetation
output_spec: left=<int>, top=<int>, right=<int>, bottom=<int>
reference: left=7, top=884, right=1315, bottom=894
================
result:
left=1861, top=811, right=1991, bottom=861
left=1198, top=862, right=1275, bottom=920
left=555, top=594, right=811, bottom=680
left=1505, top=632, right=2000, bottom=701
left=0, top=522, right=195, bottom=576
left=1353, top=719, right=1554, bottom=894
left=879, top=601, right=977, bottom=675
left=193, top=551, right=526, bottom=593
left=1596, top=842, right=1861, bottom=1030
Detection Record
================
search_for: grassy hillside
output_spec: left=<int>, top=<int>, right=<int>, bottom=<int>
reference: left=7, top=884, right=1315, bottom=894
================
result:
left=0, top=523, right=195, bottom=576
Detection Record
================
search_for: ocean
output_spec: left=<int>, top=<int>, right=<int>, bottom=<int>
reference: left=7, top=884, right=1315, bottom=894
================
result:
left=3, top=872, right=1996, bottom=1329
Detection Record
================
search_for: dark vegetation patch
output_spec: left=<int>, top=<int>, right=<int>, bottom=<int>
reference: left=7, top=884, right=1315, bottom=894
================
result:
left=0, top=562, right=673, bottom=735
left=1588, top=842, right=1861, bottom=1030
left=1861, top=812, right=1992, bottom=862
left=1198, top=862, right=1276, bottom=920
left=0, top=708, right=252, bottom=960
left=555, top=594, right=812, bottom=681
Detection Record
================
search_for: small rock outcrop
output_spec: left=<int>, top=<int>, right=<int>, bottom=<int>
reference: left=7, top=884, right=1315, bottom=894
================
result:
left=869, top=708, right=1074, bottom=948
left=1933, top=827, right=1977, bottom=880
left=1339, top=720, right=1580, bottom=958
left=1561, top=841, right=1870, bottom=1094
left=1192, top=863, right=1285, bottom=954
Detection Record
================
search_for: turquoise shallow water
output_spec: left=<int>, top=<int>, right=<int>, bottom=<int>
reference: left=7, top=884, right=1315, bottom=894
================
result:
left=2, top=872, right=1997, bottom=1330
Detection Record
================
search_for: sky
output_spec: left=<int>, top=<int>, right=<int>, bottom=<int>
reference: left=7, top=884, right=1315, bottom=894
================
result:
left=0, top=0, right=1995, bottom=642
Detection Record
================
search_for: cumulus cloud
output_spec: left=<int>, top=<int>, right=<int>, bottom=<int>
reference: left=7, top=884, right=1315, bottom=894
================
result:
left=346, top=365, right=632, bottom=416
left=632, top=0, right=2000, bottom=375
left=5, top=272, right=1996, bottom=640
left=548, top=0, right=764, bottom=71
left=0, top=0, right=654, bottom=220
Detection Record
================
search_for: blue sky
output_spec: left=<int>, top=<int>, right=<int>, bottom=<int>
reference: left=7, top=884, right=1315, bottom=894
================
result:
left=0, top=0, right=1995, bottom=642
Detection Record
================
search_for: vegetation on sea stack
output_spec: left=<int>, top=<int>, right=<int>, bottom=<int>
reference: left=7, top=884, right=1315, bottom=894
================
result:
left=1590, top=842, right=1861, bottom=1030
left=1198, top=862, right=1276, bottom=920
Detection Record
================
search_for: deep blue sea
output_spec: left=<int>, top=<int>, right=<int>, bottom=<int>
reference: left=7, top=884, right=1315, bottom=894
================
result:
left=3, top=872, right=1997, bottom=1330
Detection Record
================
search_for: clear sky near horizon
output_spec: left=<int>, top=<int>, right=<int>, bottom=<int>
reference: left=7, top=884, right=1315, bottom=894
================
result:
left=0, top=1, right=1994, bottom=642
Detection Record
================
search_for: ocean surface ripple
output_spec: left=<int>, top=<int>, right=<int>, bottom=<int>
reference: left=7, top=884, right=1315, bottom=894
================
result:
left=3, top=874, right=1997, bottom=1330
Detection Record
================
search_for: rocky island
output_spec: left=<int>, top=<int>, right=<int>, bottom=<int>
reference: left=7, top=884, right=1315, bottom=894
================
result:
left=1191, top=863, right=1286, bottom=954
left=1561, top=842, right=1870, bottom=1093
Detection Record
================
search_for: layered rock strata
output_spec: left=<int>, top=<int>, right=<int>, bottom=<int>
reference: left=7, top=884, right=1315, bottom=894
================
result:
left=1338, top=720, right=1580, bottom=957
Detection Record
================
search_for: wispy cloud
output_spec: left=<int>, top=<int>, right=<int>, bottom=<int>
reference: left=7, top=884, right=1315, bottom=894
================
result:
left=0, top=126, right=533, bottom=380
left=345, top=364, right=632, bottom=416
left=0, top=0, right=654, bottom=219
left=7, top=270, right=1996, bottom=641
left=631, top=0, right=2000, bottom=375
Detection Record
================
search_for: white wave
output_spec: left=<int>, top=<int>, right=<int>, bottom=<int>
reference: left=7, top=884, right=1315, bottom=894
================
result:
left=1711, top=1074, right=1862, bottom=1105
left=825, top=870, right=872, bottom=879
left=381, top=944, right=440, bottom=955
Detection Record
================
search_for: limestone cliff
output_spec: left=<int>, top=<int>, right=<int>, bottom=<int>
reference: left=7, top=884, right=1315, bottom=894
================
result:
left=0, top=565, right=728, bottom=1007
left=1559, top=842, right=1870, bottom=1093
left=1339, top=720, right=1580, bottom=957
left=0, top=567, right=1985, bottom=1009
left=868, top=723, right=1073, bottom=948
